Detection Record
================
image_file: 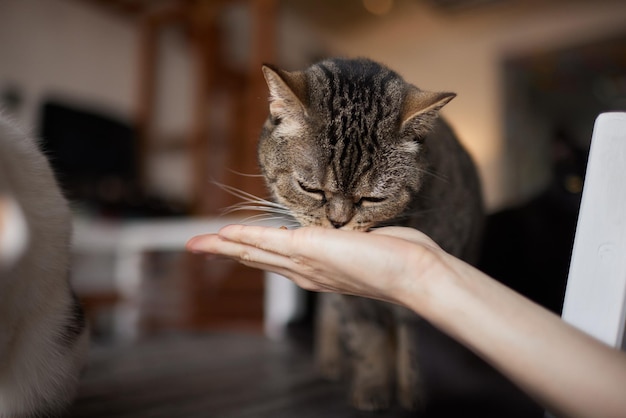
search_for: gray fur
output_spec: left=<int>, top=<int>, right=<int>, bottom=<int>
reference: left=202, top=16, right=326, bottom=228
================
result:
left=0, top=115, right=89, bottom=418
left=258, top=58, right=483, bottom=411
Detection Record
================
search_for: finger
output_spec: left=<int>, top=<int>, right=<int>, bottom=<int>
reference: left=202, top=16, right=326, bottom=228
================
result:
left=218, top=224, right=353, bottom=261
left=238, top=259, right=331, bottom=293
left=186, top=234, right=222, bottom=254
left=188, top=231, right=341, bottom=291
left=188, top=234, right=320, bottom=288
left=218, top=224, right=379, bottom=269
left=217, top=224, right=301, bottom=256
left=188, top=233, right=297, bottom=271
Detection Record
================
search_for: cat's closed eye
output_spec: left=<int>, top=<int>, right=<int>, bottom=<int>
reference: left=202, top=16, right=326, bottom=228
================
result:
left=357, top=196, right=387, bottom=207
left=297, top=180, right=326, bottom=201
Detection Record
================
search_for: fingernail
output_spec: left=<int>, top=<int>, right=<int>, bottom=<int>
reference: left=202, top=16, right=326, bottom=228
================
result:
left=186, top=242, right=204, bottom=255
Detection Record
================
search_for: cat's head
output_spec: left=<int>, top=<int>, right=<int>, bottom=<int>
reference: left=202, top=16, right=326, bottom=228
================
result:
left=258, top=58, right=454, bottom=231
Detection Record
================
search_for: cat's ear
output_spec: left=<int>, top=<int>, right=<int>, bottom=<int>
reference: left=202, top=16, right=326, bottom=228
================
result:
left=262, top=64, right=308, bottom=123
left=401, top=87, right=456, bottom=129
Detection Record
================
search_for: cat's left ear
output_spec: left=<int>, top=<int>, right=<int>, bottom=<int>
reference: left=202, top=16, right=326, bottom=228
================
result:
left=262, top=64, right=308, bottom=123
left=401, top=87, right=456, bottom=130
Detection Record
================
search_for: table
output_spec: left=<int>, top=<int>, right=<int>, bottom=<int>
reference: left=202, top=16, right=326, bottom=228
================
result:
left=71, top=216, right=304, bottom=340
left=67, top=331, right=542, bottom=418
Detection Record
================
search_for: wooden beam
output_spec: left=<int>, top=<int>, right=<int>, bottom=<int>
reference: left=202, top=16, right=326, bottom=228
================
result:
left=135, top=2, right=186, bottom=190
left=238, top=0, right=277, bottom=201
left=188, top=0, right=222, bottom=215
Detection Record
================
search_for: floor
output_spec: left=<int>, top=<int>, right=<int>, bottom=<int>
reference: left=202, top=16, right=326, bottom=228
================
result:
left=66, top=328, right=543, bottom=418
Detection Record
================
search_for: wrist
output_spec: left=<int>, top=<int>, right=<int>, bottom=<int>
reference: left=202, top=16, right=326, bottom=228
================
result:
left=396, top=248, right=484, bottom=337
left=391, top=246, right=454, bottom=319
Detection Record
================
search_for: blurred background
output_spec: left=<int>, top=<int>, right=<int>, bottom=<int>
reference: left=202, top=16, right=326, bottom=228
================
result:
left=1, top=0, right=625, bottom=342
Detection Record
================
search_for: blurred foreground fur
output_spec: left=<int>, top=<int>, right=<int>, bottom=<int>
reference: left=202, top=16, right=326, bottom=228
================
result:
left=0, top=115, right=88, bottom=418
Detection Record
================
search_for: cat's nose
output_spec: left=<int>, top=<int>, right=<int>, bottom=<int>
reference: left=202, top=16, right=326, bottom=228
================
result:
left=330, top=219, right=348, bottom=229
left=326, top=195, right=353, bottom=229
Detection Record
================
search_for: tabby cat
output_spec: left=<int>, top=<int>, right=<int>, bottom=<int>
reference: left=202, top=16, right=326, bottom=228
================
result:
left=257, top=58, right=483, bottom=410
left=0, top=115, right=88, bottom=417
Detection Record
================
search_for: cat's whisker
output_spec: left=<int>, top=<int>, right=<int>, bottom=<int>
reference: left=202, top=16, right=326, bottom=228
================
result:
left=215, top=185, right=269, bottom=204
left=222, top=203, right=291, bottom=215
left=231, top=202, right=291, bottom=213
left=211, top=181, right=297, bottom=227
left=239, top=213, right=300, bottom=228
left=225, top=168, right=265, bottom=178
left=222, top=204, right=293, bottom=219
left=418, top=167, right=449, bottom=184
left=241, top=213, right=290, bottom=223
left=214, top=182, right=287, bottom=211
left=240, top=213, right=275, bottom=223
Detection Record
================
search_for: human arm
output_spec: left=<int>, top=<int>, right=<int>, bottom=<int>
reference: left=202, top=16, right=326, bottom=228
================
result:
left=186, top=225, right=626, bottom=418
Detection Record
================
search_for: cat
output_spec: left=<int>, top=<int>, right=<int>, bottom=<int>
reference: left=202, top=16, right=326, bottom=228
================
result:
left=0, top=115, right=89, bottom=418
left=256, top=58, right=484, bottom=411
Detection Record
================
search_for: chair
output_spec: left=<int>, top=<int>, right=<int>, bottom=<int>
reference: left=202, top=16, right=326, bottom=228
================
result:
left=561, top=112, right=626, bottom=350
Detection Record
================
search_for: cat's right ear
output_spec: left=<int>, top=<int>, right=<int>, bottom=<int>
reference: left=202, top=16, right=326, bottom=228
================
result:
left=262, top=65, right=308, bottom=125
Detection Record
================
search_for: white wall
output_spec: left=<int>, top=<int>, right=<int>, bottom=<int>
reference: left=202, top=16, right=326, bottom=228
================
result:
left=0, top=0, right=197, bottom=202
left=319, top=0, right=626, bottom=210
left=0, top=0, right=323, bottom=204
left=3, top=0, right=624, bottom=210
left=0, top=0, right=137, bottom=128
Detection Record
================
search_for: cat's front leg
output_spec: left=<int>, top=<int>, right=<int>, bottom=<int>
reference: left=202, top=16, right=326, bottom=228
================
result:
left=395, top=310, right=426, bottom=410
left=314, top=293, right=344, bottom=380
left=342, top=297, right=395, bottom=411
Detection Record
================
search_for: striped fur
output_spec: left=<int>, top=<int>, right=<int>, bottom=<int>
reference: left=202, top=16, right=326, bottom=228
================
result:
left=258, top=58, right=484, bottom=411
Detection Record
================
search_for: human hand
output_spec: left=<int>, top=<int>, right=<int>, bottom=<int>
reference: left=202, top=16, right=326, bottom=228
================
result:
left=186, top=225, right=447, bottom=307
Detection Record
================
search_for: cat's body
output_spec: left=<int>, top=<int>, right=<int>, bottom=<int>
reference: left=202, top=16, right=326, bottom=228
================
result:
left=257, top=58, right=483, bottom=410
left=0, top=116, right=88, bottom=417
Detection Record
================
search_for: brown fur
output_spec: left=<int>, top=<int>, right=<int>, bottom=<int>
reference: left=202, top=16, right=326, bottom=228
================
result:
left=257, top=58, right=483, bottom=410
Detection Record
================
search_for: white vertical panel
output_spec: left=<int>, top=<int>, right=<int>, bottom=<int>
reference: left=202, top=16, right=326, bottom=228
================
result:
left=562, top=112, right=626, bottom=349
left=264, top=272, right=306, bottom=340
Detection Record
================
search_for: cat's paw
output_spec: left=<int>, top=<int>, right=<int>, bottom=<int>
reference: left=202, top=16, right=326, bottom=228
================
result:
left=349, top=385, right=392, bottom=411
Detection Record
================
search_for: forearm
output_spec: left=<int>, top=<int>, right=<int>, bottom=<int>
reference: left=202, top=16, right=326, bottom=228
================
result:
left=401, top=253, right=626, bottom=418
left=186, top=225, right=626, bottom=416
